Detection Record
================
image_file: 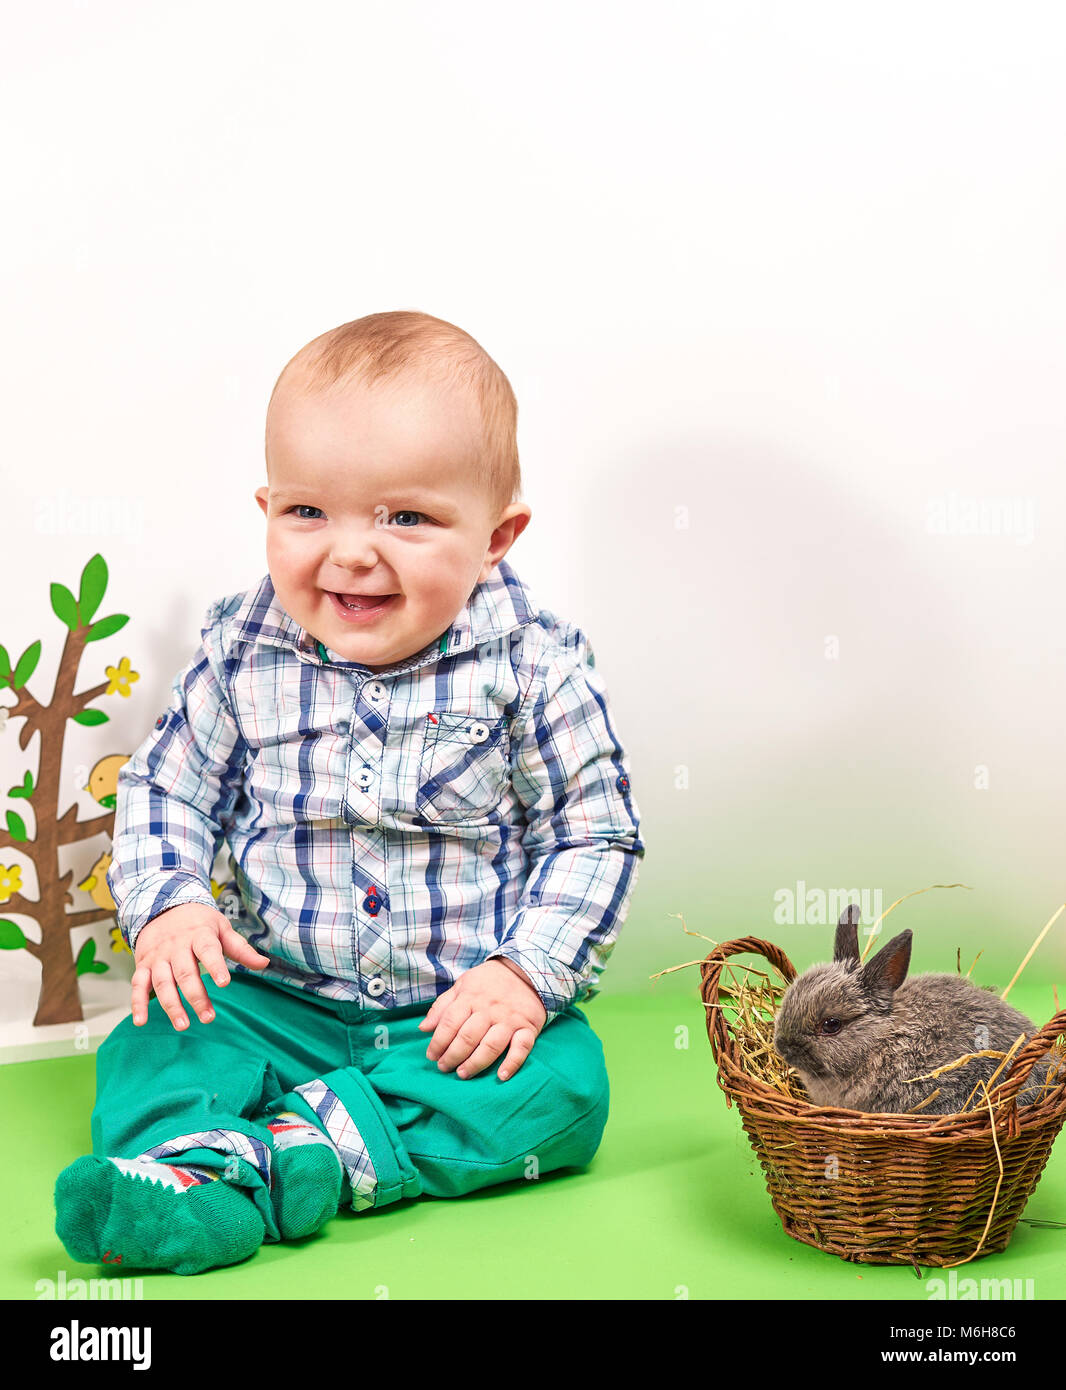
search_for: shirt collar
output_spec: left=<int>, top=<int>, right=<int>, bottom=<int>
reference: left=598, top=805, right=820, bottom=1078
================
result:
left=224, top=557, right=539, bottom=670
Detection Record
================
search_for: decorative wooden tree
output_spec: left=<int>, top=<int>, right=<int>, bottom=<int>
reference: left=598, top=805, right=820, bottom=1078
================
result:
left=0, top=553, right=137, bottom=1026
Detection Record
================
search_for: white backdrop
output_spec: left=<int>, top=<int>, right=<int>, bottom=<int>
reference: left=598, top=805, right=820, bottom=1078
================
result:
left=3, top=2, right=1065, bottom=1056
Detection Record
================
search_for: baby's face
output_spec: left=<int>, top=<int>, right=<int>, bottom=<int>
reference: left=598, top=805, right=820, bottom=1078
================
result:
left=256, top=372, right=529, bottom=671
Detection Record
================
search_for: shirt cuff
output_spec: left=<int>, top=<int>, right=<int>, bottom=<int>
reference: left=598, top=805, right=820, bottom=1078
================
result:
left=119, top=874, right=219, bottom=954
left=486, top=946, right=582, bottom=1026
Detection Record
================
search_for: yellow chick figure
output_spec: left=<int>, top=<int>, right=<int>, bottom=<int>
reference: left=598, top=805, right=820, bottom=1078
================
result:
left=108, top=926, right=132, bottom=956
left=76, top=851, right=131, bottom=957
left=78, top=850, right=117, bottom=911
left=84, top=753, right=131, bottom=810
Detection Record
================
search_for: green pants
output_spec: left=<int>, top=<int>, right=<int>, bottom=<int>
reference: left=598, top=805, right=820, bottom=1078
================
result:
left=90, top=970, right=610, bottom=1243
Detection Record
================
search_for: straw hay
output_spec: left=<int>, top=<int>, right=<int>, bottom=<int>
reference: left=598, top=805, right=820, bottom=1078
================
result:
left=657, top=895, right=1066, bottom=1118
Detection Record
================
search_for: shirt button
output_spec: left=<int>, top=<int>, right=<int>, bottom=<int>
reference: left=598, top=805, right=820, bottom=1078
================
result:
left=155, top=714, right=166, bottom=729
left=366, top=977, right=386, bottom=998
left=468, top=721, right=489, bottom=744
left=365, top=680, right=387, bottom=703
left=363, top=886, right=382, bottom=915
left=356, top=766, right=374, bottom=789
left=617, top=773, right=630, bottom=793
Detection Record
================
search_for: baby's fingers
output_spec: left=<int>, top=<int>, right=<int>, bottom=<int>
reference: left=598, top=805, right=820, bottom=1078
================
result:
left=424, top=999, right=473, bottom=1062
left=145, top=961, right=191, bottom=1032
left=171, top=950, right=216, bottom=1025
left=419, top=985, right=457, bottom=1036
left=454, top=1022, right=512, bottom=1079
left=190, top=930, right=233, bottom=988
left=130, top=963, right=156, bottom=1026
left=496, top=1026, right=538, bottom=1082
left=217, top=921, right=270, bottom=971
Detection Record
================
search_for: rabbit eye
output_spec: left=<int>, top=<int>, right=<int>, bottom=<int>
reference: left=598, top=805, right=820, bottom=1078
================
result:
left=820, top=1016, right=842, bottom=1035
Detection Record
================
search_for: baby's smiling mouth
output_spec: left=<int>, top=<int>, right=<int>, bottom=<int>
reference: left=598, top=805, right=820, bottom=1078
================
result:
left=331, top=591, right=397, bottom=612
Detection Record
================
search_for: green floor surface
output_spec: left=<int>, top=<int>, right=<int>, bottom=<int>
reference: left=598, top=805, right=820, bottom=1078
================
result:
left=4, top=986, right=1064, bottom=1300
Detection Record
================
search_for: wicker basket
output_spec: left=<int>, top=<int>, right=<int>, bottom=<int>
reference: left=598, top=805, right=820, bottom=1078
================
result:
left=701, top=935, right=1066, bottom=1268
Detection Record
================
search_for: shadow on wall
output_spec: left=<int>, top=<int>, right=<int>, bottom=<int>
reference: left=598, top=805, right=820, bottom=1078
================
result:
left=575, top=424, right=981, bottom=773
left=570, top=428, right=1064, bottom=943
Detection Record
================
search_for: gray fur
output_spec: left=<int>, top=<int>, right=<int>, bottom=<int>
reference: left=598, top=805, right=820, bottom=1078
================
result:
left=772, top=907, right=1062, bottom=1114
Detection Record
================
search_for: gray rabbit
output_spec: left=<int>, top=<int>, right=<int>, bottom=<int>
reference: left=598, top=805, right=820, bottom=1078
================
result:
left=772, top=905, right=1062, bottom=1114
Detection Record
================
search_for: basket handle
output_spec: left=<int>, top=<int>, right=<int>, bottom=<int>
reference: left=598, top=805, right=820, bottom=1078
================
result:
left=698, top=937, right=1066, bottom=1130
left=698, top=936, right=796, bottom=1064
left=995, top=1007, right=1066, bottom=1111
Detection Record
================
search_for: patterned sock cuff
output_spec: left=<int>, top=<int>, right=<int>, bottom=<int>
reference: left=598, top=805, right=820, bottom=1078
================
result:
left=292, top=1080, right=379, bottom=1211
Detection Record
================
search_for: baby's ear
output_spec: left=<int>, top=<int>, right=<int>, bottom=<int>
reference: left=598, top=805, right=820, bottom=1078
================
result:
left=860, top=930, right=912, bottom=1002
left=833, top=904, right=861, bottom=967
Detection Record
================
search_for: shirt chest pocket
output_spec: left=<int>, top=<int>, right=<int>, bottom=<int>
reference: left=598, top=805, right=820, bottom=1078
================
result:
left=415, top=711, right=512, bottom=824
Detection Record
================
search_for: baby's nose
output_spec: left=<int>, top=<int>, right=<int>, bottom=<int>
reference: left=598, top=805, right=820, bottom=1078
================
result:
left=328, top=526, right=385, bottom=570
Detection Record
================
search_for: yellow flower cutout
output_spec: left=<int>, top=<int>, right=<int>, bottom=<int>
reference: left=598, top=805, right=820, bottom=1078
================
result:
left=0, top=864, right=22, bottom=903
left=105, top=657, right=140, bottom=697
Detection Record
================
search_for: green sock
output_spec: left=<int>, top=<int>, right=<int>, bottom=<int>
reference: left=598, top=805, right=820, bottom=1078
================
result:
left=261, top=1110, right=344, bottom=1239
left=54, top=1154, right=266, bottom=1276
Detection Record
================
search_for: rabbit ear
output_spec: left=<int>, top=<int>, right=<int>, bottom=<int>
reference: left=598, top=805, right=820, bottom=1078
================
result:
left=833, top=904, right=861, bottom=966
left=860, top=929, right=912, bottom=1002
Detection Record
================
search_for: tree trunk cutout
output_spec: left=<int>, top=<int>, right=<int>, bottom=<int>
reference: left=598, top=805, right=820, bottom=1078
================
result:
left=0, top=553, right=137, bottom=1026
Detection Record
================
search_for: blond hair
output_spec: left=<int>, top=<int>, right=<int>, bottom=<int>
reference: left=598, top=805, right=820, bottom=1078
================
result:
left=267, top=310, right=521, bottom=517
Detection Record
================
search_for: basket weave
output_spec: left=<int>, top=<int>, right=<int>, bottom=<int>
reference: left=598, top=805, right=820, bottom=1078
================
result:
left=701, top=935, right=1066, bottom=1267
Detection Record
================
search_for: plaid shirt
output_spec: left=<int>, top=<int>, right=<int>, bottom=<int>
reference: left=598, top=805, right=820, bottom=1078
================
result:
left=107, top=558, right=645, bottom=1024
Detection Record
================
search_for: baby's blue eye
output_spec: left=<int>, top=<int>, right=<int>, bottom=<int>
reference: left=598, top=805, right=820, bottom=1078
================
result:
left=291, top=505, right=323, bottom=520
left=391, top=510, right=424, bottom=527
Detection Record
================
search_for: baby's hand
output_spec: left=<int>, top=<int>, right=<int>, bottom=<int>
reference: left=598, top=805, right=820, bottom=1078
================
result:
left=419, top=958, right=547, bottom=1082
left=130, top=901, right=270, bottom=1031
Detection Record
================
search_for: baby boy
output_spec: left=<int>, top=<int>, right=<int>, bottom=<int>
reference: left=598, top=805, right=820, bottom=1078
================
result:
left=54, top=310, right=645, bottom=1275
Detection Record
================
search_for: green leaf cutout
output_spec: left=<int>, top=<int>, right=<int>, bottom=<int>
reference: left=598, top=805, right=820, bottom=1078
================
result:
left=5, top=810, right=26, bottom=841
left=78, top=554, right=108, bottom=625
left=51, top=582, right=79, bottom=630
left=12, top=641, right=41, bottom=689
left=75, top=937, right=109, bottom=976
left=0, top=919, right=26, bottom=950
left=8, top=771, right=33, bottom=799
left=72, top=709, right=109, bottom=726
left=85, top=614, right=128, bottom=644
left=0, top=645, right=9, bottom=688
